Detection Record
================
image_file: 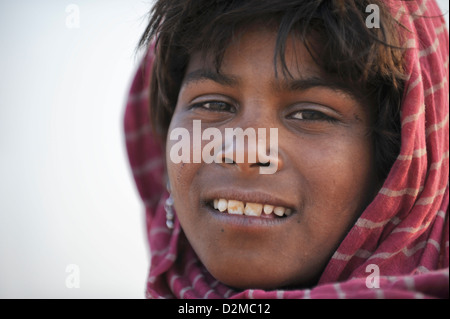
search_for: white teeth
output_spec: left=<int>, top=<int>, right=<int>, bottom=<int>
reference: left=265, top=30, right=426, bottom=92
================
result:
left=244, top=203, right=262, bottom=216
left=227, top=200, right=244, bottom=215
left=212, top=199, right=292, bottom=217
left=218, top=199, right=228, bottom=212
left=263, top=204, right=274, bottom=215
left=273, top=206, right=286, bottom=217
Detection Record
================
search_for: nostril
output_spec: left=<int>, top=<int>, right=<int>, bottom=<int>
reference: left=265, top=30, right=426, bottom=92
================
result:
left=251, top=161, right=270, bottom=167
left=223, top=156, right=236, bottom=165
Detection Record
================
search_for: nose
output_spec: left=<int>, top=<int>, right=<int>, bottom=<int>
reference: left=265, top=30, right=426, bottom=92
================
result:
left=215, top=128, right=281, bottom=175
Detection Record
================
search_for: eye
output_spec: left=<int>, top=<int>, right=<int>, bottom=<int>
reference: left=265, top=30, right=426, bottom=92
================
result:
left=191, top=101, right=236, bottom=113
left=290, top=110, right=336, bottom=122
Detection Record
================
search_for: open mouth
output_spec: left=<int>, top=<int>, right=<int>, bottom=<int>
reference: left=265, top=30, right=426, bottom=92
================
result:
left=208, top=198, right=293, bottom=218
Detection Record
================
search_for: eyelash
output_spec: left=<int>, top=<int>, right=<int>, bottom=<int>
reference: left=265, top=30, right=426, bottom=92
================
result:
left=190, top=101, right=337, bottom=123
left=289, top=110, right=338, bottom=123
left=190, top=101, right=236, bottom=113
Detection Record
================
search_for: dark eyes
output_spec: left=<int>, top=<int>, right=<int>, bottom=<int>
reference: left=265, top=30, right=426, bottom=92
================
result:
left=191, top=101, right=236, bottom=113
left=289, top=110, right=336, bottom=122
left=190, top=101, right=336, bottom=123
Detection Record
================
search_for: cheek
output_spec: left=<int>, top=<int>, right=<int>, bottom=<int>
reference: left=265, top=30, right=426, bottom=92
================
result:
left=165, top=115, right=195, bottom=192
left=294, top=134, right=376, bottom=221
left=165, top=132, right=205, bottom=229
left=165, top=138, right=195, bottom=201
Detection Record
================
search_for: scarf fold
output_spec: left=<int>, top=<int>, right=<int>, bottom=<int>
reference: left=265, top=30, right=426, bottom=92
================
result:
left=124, top=0, right=449, bottom=299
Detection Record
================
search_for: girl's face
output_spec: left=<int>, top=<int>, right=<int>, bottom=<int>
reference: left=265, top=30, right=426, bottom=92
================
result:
left=166, top=27, right=378, bottom=289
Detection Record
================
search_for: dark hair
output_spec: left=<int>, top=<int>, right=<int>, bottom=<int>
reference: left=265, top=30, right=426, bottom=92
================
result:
left=138, top=0, right=406, bottom=181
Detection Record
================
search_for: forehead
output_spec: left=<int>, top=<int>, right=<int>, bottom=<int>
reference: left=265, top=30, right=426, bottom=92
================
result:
left=186, top=26, right=320, bottom=82
left=182, top=27, right=356, bottom=100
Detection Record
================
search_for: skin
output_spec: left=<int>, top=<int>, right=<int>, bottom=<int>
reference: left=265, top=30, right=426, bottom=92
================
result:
left=165, top=25, right=378, bottom=289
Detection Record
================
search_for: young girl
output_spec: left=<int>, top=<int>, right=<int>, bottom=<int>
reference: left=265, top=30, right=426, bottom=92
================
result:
left=125, top=0, right=448, bottom=298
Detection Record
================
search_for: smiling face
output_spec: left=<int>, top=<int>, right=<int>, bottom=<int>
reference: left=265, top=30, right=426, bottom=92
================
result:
left=165, top=26, right=378, bottom=289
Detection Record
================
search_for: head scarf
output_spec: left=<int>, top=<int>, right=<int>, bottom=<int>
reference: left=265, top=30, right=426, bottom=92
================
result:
left=124, top=0, right=449, bottom=298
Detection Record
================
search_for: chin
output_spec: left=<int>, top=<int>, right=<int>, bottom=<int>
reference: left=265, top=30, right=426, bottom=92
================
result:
left=203, top=257, right=316, bottom=291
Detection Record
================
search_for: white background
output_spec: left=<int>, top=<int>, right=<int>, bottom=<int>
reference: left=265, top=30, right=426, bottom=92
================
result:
left=0, top=0, right=448, bottom=299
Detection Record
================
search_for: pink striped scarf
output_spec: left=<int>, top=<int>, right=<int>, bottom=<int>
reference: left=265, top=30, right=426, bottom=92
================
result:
left=124, top=0, right=449, bottom=298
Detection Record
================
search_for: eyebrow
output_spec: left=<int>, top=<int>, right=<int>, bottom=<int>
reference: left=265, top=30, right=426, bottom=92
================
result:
left=182, top=69, right=240, bottom=87
left=183, top=69, right=355, bottom=97
left=280, top=76, right=342, bottom=91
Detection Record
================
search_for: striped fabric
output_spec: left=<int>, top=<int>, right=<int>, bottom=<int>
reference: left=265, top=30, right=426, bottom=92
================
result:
left=124, top=0, right=449, bottom=298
